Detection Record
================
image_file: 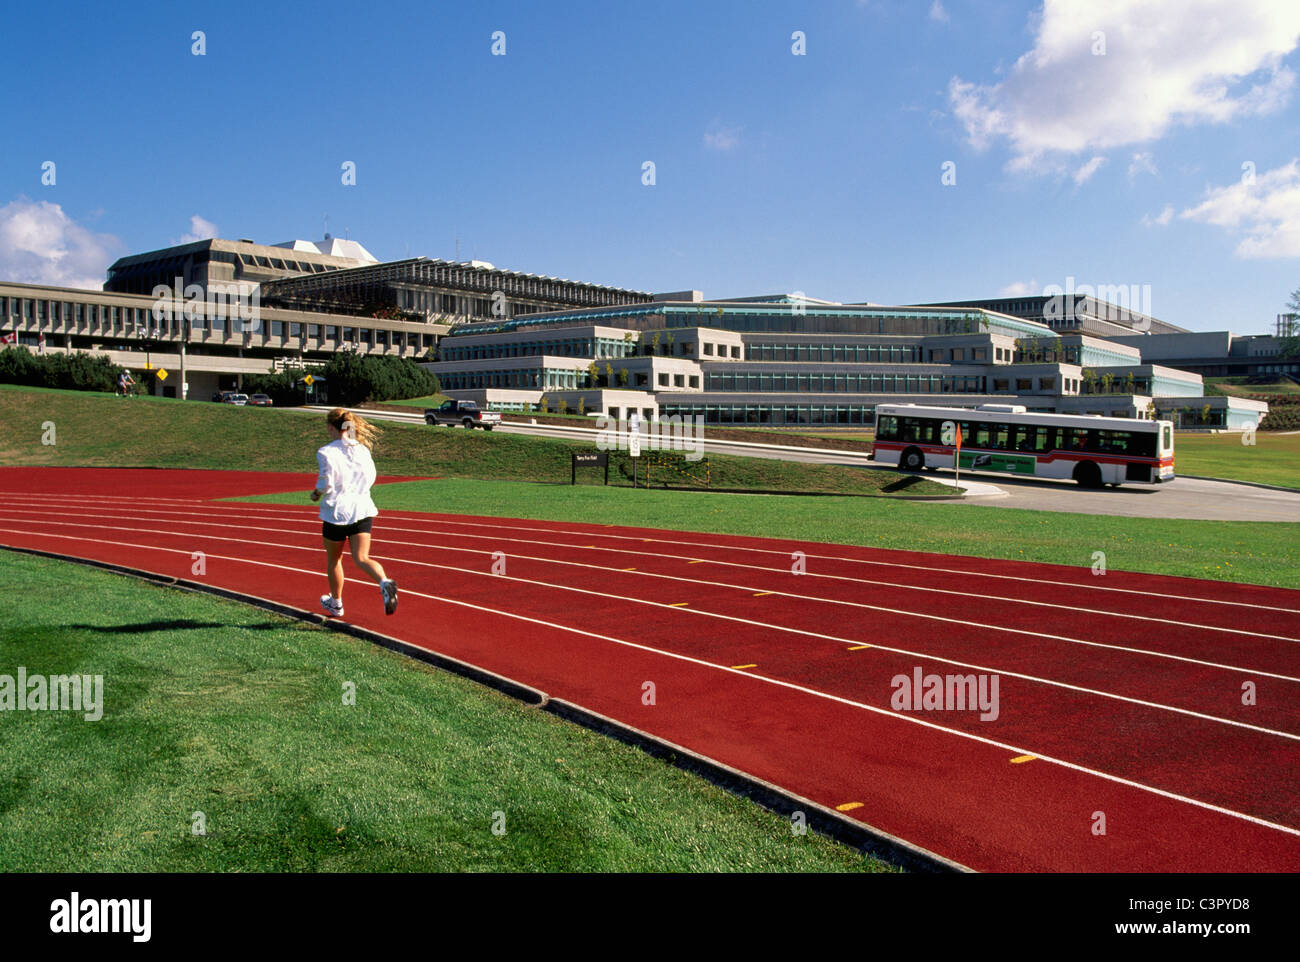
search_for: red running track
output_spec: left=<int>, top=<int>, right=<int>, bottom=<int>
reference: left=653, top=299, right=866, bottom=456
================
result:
left=1, top=467, right=1298, bottom=872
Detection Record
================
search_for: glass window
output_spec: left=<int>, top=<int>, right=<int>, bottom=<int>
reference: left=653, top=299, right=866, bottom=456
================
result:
left=1016, top=378, right=1033, bottom=391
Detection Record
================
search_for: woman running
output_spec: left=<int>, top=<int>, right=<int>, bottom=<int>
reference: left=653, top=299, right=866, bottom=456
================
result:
left=310, top=408, right=398, bottom=617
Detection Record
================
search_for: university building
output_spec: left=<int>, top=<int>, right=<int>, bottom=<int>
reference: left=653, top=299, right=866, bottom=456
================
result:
left=0, top=235, right=1275, bottom=427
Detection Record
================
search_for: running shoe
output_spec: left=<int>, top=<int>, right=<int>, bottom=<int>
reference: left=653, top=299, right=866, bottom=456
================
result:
left=380, top=580, right=398, bottom=615
left=320, top=594, right=344, bottom=618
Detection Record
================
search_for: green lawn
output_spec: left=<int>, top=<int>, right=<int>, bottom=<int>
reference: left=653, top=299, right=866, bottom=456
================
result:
left=1174, top=432, right=1300, bottom=490
left=0, top=385, right=943, bottom=497
left=238, top=477, right=1300, bottom=589
left=0, top=550, right=887, bottom=873
left=382, top=393, right=452, bottom=408
left=1205, top=377, right=1300, bottom=396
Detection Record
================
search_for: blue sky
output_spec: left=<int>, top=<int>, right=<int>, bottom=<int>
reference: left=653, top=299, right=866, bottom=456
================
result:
left=2, top=0, right=1298, bottom=332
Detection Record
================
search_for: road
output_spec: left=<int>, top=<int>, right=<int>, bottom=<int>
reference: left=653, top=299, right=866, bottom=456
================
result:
left=305, top=406, right=1300, bottom=522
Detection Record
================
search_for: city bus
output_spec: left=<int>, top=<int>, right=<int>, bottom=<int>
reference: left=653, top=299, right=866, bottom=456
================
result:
left=872, top=403, right=1174, bottom=487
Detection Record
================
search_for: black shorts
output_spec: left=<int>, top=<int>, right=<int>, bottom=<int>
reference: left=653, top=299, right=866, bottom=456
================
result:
left=322, top=517, right=374, bottom=541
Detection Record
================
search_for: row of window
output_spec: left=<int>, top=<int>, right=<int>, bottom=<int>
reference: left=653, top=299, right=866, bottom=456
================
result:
left=745, top=343, right=923, bottom=364
left=704, top=372, right=986, bottom=393
left=659, top=404, right=878, bottom=425
left=441, top=336, right=637, bottom=361
left=877, top=415, right=1158, bottom=458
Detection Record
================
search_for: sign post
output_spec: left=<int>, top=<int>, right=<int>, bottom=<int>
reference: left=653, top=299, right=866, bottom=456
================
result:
left=571, top=452, right=609, bottom=485
left=627, top=412, right=641, bottom=487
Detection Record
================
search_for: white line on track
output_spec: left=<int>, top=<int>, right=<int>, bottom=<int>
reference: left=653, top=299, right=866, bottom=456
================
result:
left=3, top=524, right=1298, bottom=842
left=4, top=510, right=1299, bottom=742
left=5, top=491, right=1294, bottom=642
left=5, top=500, right=1298, bottom=679
left=7, top=489, right=1297, bottom=615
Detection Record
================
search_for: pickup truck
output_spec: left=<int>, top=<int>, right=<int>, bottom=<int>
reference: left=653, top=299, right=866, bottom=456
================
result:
left=424, top=400, right=502, bottom=430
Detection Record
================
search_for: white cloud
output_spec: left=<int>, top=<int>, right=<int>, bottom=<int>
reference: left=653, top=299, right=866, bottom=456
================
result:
left=703, top=122, right=742, bottom=152
left=0, top=197, right=121, bottom=291
left=1128, top=151, right=1158, bottom=178
left=1180, top=159, right=1300, bottom=257
left=178, top=215, right=218, bottom=244
left=1073, top=155, right=1107, bottom=184
left=948, top=1, right=1300, bottom=172
left=929, top=1, right=949, bottom=24
left=998, top=279, right=1040, bottom=296
left=1141, top=205, right=1175, bottom=226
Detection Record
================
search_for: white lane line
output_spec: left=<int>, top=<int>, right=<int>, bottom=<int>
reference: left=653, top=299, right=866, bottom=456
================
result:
left=6, top=497, right=1296, bottom=645
left=5, top=501, right=1298, bottom=680
left=3, top=524, right=1298, bottom=842
left=11, top=489, right=1293, bottom=614
left=5, top=511, right=1300, bottom=740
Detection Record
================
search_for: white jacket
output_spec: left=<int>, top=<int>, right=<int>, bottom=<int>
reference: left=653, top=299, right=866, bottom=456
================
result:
left=315, top=438, right=379, bottom=525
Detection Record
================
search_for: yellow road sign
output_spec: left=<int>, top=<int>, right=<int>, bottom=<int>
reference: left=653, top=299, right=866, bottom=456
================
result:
left=304, top=374, right=315, bottom=385
left=156, top=369, right=168, bottom=380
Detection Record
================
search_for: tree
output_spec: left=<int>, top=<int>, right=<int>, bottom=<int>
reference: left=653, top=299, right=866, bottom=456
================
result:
left=556, top=398, right=568, bottom=416
left=1081, top=368, right=1097, bottom=393
left=604, top=362, right=614, bottom=385
left=585, top=361, right=598, bottom=387
left=577, top=396, right=586, bottom=416
left=1280, top=286, right=1300, bottom=358
left=617, top=367, right=629, bottom=387
left=1012, top=338, right=1024, bottom=363
left=1124, top=372, right=1135, bottom=395
left=1100, top=372, right=1115, bottom=394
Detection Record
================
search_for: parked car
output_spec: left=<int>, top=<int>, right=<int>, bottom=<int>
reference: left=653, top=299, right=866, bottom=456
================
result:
left=224, top=393, right=250, bottom=406
left=424, top=400, right=502, bottom=430
left=248, top=394, right=273, bottom=407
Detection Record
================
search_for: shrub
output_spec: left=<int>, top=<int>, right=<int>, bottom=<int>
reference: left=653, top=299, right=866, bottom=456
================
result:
left=0, top=347, right=119, bottom=392
left=321, top=351, right=441, bottom=406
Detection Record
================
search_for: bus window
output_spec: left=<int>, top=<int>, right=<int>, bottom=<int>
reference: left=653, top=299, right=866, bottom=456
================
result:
left=973, top=423, right=992, bottom=448
left=1014, top=425, right=1035, bottom=452
left=1163, top=425, right=1172, bottom=452
left=1033, top=427, right=1051, bottom=452
left=993, top=423, right=1010, bottom=450
left=877, top=416, right=897, bottom=439
left=1068, top=428, right=1090, bottom=451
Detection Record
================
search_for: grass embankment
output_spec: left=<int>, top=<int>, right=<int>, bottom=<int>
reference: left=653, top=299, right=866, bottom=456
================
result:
left=0, top=550, right=886, bottom=872
left=1173, top=432, right=1300, bottom=490
left=240, top=479, right=1300, bottom=588
left=1206, top=377, right=1300, bottom=397
left=0, top=385, right=938, bottom=496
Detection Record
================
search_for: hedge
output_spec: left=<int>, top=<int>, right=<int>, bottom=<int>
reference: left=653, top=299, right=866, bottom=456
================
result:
left=0, top=347, right=120, bottom=392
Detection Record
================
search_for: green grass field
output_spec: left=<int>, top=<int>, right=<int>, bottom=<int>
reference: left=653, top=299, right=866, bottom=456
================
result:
left=0, top=385, right=939, bottom=497
left=0, top=550, right=886, bottom=872
left=1205, top=377, right=1300, bottom=397
left=1173, top=432, right=1300, bottom=490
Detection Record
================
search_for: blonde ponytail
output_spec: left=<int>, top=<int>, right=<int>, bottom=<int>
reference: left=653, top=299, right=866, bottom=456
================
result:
left=326, top=408, right=381, bottom=449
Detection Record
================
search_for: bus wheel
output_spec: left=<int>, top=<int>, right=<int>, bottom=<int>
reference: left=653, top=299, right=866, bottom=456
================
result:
left=1073, top=462, right=1102, bottom=488
left=901, top=447, right=925, bottom=471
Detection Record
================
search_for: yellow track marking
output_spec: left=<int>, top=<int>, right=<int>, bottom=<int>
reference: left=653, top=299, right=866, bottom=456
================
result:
left=848, top=644, right=871, bottom=651
left=731, top=663, right=758, bottom=670
left=836, top=802, right=864, bottom=812
left=622, top=567, right=637, bottom=571
left=753, top=591, right=773, bottom=597
left=669, top=602, right=689, bottom=608
left=1011, top=754, right=1037, bottom=764
left=688, top=560, right=705, bottom=564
